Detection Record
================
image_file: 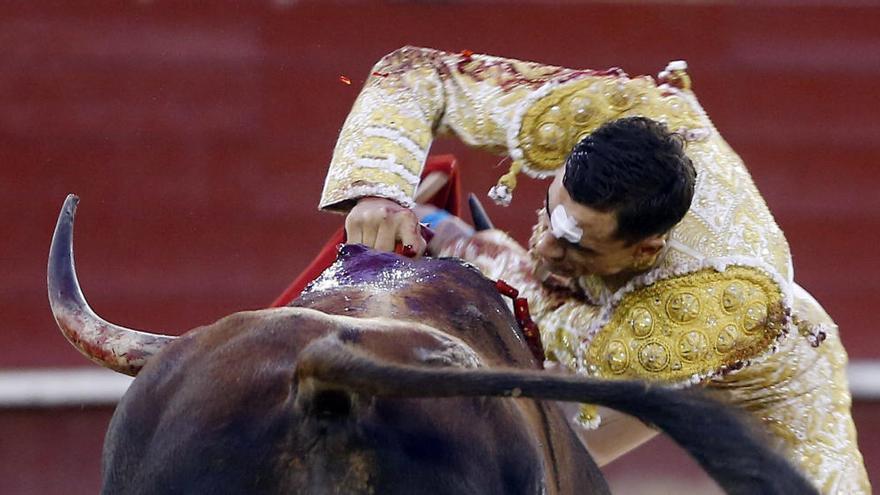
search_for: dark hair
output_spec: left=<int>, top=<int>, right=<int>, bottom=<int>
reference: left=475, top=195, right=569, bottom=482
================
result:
left=562, top=116, right=696, bottom=244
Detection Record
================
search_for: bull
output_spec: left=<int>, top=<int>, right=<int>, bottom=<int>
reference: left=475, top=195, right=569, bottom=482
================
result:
left=49, top=195, right=816, bottom=494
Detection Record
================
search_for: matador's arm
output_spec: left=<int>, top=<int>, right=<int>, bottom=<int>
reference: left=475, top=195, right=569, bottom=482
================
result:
left=319, top=46, right=686, bottom=211
left=319, top=46, right=569, bottom=211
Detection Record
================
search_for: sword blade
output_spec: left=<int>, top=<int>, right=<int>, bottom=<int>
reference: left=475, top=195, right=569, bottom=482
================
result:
left=468, top=193, right=495, bottom=231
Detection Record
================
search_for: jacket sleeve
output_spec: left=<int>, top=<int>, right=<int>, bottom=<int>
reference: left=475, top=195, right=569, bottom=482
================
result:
left=318, top=46, right=706, bottom=211
left=320, top=46, right=579, bottom=211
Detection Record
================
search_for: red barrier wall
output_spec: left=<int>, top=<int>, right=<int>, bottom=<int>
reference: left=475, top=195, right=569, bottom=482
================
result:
left=2, top=1, right=878, bottom=492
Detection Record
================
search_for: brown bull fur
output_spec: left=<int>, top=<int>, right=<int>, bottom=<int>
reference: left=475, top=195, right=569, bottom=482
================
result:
left=102, top=250, right=608, bottom=494
left=50, top=196, right=817, bottom=495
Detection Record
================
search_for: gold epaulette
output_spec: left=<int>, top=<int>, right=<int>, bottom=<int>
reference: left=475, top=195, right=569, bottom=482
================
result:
left=516, top=76, right=705, bottom=175
left=584, top=266, right=787, bottom=383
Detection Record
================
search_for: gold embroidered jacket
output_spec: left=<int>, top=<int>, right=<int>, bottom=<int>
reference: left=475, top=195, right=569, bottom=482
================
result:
left=319, top=46, right=870, bottom=494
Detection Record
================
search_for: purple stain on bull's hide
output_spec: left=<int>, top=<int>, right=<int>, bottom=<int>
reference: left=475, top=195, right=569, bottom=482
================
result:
left=336, top=244, right=416, bottom=285
left=305, top=244, right=434, bottom=294
left=299, top=244, right=513, bottom=327
left=296, top=245, right=530, bottom=364
left=303, top=244, right=490, bottom=297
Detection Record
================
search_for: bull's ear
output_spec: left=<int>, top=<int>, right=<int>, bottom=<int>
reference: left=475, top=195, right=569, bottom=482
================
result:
left=48, top=195, right=175, bottom=376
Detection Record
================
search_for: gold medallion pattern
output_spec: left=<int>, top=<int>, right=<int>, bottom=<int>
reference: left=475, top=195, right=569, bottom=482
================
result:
left=679, top=331, right=710, bottom=362
left=666, top=292, right=701, bottom=323
left=743, top=302, right=769, bottom=334
left=586, top=266, right=785, bottom=382
left=722, top=282, right=745, bottom=313
left=628, top=307, right=654, bottom=338
left=605, top=340, right=629, bottom=374
left=638, top=341, right=670, bottom=372
left=716, top=325, right=739, bottom=353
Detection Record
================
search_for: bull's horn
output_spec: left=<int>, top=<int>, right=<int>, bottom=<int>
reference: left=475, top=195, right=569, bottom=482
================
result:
left=468, top=193, right=495, bottom=231
left=48, top=195, right=175, bottom=376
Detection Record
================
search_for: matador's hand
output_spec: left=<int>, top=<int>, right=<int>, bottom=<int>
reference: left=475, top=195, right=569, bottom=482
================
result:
left=345, top=197, right=427, bottom=256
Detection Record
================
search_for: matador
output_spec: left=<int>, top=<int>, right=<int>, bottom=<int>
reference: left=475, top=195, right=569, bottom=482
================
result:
left=318, top=46, right=870, bottom=493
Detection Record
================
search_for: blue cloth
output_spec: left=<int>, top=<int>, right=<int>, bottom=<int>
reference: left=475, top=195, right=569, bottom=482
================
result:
left=419, top=209, right=453, bottom=229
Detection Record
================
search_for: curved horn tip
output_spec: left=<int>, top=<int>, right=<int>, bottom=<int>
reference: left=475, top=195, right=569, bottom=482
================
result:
left=53, top=194, right=80, bottom=239
left=62, top=194, right=79, bottom=216
left=49, top=194, right=81, bottom=283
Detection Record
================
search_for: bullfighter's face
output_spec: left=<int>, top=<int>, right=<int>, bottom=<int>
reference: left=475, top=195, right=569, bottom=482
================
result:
left=529, top=174, right=664, bottom=285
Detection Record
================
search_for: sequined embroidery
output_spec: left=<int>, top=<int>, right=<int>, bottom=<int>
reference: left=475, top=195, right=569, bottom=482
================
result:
left=585, top=266, right=786, bottom=382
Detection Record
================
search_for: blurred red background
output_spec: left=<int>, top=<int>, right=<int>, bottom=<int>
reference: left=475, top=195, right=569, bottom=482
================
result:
left=2, top=1, right=878, bottom=493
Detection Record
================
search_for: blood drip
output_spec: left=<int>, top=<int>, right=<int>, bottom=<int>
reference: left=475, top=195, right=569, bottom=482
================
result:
left=495, top=279, right=546, bottom=367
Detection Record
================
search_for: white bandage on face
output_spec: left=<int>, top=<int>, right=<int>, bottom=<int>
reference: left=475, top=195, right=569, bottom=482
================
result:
left=549, top=204, right=583, bottom=244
